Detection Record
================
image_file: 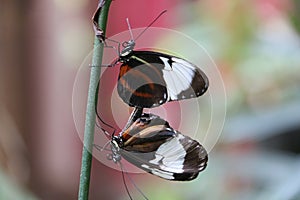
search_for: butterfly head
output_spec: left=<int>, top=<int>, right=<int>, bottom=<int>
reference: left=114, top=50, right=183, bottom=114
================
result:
left=120, top=40, right=135, bottom=58
left=110, top=137, right=122, bottom=163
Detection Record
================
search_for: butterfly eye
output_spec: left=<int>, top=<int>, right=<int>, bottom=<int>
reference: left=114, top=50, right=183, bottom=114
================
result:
left=139, top=117, right=149, bottom=123
left=106, top=153, right=113, bottom=160
left=122, top=41, right=129, bottom=48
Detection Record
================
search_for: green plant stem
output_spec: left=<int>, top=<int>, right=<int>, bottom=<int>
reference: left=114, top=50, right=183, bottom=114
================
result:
left=78, top=1, right=112, bottom=200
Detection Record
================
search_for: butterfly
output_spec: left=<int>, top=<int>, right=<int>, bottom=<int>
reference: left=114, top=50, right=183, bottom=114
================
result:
left=105, top=108, right=208, bottom=181
left=93, top=9, right=209, bottom=108
left=116, top=49, right=209, bottom=108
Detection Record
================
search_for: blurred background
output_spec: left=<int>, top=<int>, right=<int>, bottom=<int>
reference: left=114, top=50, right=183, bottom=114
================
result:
left=1, top=0, right=300, bottom=199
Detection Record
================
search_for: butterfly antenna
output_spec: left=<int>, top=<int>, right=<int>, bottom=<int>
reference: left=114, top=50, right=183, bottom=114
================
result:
left=126, top=18, right=135, bottom=41
left=122, top=164, right=149, bottom=200
left=135, top=10, right=167, bottom=41
left=119, top=162, right=134, bottom=200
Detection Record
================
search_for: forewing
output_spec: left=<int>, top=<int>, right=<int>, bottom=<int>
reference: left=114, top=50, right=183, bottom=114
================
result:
left=159, top=55, right=209, bottom=101
left=117, top=55, right=168, bottom=108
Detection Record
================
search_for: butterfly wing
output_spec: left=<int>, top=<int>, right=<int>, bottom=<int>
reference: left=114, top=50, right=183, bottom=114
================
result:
left=118, top=113, right=208, bottom=181
left=117, top=51, right=209, bottom=108
left=117, top=57, right=168, bottom=108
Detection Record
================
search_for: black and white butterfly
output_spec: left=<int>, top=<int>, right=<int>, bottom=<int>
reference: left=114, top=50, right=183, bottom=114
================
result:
left=93, top=10, right=209, bottom=108
left=101, top=108, right=208, bottom=181
left=117, top=49, right=209, bottom=108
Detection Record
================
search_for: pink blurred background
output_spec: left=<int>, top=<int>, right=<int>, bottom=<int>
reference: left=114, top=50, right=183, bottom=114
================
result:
left=1, top=0, right=300, bottom=199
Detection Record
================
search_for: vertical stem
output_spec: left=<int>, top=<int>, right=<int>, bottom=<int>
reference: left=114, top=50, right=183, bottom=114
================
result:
left=78, top=1, right=112, bottom=200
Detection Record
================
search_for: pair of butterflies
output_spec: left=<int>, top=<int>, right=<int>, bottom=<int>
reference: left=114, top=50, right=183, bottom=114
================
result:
left=93, top=4, right=209, bottom=181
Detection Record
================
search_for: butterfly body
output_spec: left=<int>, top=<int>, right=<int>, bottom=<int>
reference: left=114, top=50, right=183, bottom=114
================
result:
left=110, top=113, right=208, bottom=181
